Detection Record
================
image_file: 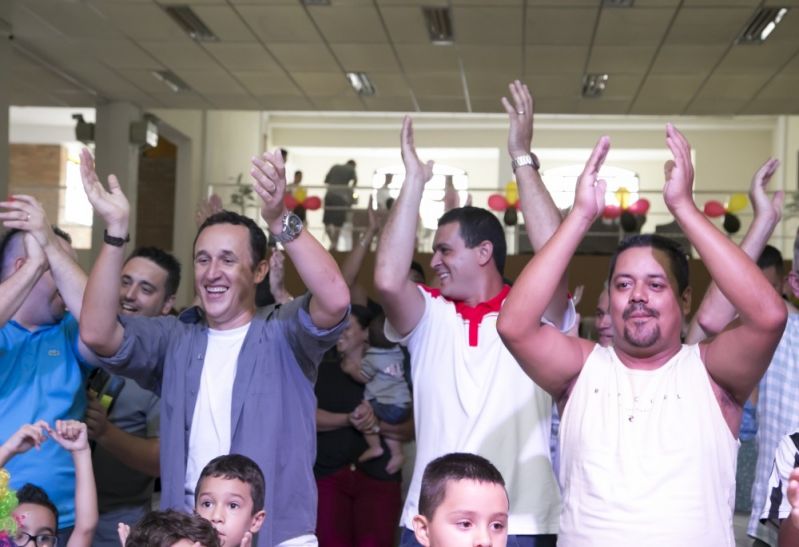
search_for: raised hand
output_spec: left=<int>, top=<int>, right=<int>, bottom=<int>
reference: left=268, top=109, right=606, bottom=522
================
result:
left=195, top=193, right=224, bottom=228
left=663, top=124, right=696, bottom=214
left=1, top=420, right=49, bottom=457
left=367, top=195, right=387, bottom=234
left=572, top=137, right=610, bottom=222
left=0, top=194, right=56, bottom=249
left=400, top=116, right=434, bottom=185
left=79, top=148, right=130, bottom=232
left=85, top=394, right=110, bottom=441
left=749, top=158, right=783, bottom=226
left=501, top=80, right=534, bottom=157
left=117, top=523, right=130, bottom=547
left=22, top=232, right=47, bottom=271
left=240, top=531, right=253, bottom=547
left=251, top=149, right=288, bottom=227
left=50, top=420, right=89, bottom=453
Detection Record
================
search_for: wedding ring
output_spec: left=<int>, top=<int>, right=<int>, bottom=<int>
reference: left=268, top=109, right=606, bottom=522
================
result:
left=517, top=110, right=525, bottom=115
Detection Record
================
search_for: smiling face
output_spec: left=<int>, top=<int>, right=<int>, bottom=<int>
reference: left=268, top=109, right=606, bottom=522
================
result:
left=609, top=246, right=687, bottom=357
left=194, top=223, right=267, bottom=331
left=413, top=479, right=508, bottom=547
left=12, top=503, right=57, bottom=547
left=431, top=222, right=486, bottom=302
left=195, top=476, right=265, bottom=547
left=120, top=256, right=174, bottom=317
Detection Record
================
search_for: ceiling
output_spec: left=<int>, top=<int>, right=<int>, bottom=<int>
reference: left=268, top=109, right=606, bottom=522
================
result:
left=7, top=0, right=799, bottom=115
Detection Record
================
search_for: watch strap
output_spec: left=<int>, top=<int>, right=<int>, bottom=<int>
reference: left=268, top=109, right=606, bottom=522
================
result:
left=103, top=229, right=130, bottom=247
left=511, top=152, right=540, bottom=172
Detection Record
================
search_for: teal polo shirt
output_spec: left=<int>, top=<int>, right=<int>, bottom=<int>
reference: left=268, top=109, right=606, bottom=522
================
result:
left=0, top=313, right=91, bottom=529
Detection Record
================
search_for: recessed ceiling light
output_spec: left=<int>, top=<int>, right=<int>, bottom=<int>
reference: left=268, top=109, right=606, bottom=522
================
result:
left=152, top=70, right=190, bottom=93
left=346, top=72, right=376, bottom=97
left=422, top=6, right=453, bottom=45
left=737, top=7, right=789, bottom=44
left=582, top=73, right=609, bottom=98
left=163, top=5, right=219, bottom=42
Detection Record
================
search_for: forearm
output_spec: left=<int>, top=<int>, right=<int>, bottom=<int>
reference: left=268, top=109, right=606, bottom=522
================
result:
left=80, top=240, right=127, bottom=356
left=341, top=227, right=378, bottom=287
left=379, top=415, right=414, bottom=442
left=70, top=448, right=98, bottom=546
left=95, top=425, right=159, bottom=477
left=316, top=409, right=350, bottom=432
left=0, top=445, right=13, bottom=467
left=375, top=177, right=423, bottom=293
left=0, top=260, right=45, bottom=326
left=780, top=518, right=799, bottom=547
left=44, top=243, right=87, bottom=317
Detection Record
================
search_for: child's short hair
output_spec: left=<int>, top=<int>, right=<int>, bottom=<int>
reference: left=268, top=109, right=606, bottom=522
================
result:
left=16, top=483, right=58, bottom=528
left=418, top=453, right=506, bottom=519
left=125, top=510, right=220, bottom=547
left=196, top=454, right=265, bottom=513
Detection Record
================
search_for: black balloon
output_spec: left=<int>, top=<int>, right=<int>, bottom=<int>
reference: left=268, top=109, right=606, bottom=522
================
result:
left=723, top=213, right=740, bottom=234
left=503, top=208, right=518, bottom=226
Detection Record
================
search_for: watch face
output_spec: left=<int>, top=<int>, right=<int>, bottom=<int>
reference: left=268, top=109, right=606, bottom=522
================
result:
left=286, top=213, right=303, bottom=234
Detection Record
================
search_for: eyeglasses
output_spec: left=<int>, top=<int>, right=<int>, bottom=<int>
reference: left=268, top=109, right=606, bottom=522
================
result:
left=12, top=532, right=58, bottom=547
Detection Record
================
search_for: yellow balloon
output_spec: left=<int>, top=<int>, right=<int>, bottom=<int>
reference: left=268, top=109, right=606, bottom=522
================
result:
left=615, top=187, right=631, bottom=209
left=726, top=193, right=748, bottom=213
left=293, top=186, right=307, bottom=202
left=505, top=181, right=518, bottom=206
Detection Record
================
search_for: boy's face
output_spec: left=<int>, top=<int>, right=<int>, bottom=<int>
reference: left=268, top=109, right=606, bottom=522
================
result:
left=195, top=476, right=265, bottom=547
left=12, top=503, right=58, bottom=546
left=412, top=479, right=509, bottom=547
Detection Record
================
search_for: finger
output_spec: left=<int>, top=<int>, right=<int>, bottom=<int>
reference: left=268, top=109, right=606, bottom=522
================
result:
left=584, top=136, right=610, bottom=175
left=772, top=190, right=785, bottom=212
left=250, top=166, right=276, bottom=193
left=500, top=96, right=515, bottom=116
left=522, top=82, right=534, bottom=113
left=508, top=81, right=524, bottom=111
left=107, top=174, right=122, bottom=193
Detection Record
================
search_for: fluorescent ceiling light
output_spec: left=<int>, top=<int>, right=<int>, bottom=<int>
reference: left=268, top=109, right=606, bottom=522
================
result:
left=152, top=70, right=190, bottom=93
left=602, top=0, right=634, bottom=6
left=422, top=6, right=453, bottom=45
left=582, top=73, right=609, bottom=98
left=163, top=5, right=219, bottom=42
left=737, top=7, right=789, bottom=44
left=346, top=72, right=376, bottom=97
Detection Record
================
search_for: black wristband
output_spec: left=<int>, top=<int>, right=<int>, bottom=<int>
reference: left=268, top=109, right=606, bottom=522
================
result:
left=103, top=229, right=130, bottom=247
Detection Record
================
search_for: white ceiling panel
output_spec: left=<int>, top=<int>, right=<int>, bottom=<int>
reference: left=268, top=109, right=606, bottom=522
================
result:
left=466, top=72, right=524, bottom=99
left=366, top=73, right=414, bottom=97
left=665, top=7, right=752, bottom=45
left=684, top=98, right=750, bottom=115
left=308, top=6, right=388, bottom=44
left=714, top=43, right=798, bottom=74
left=363, top=96, right=416, bottom=111
left=205, top=95, right=262, bottom=109
left=234, top=5, right=321, bottom=44
left=525, top=7, right=599, bottom=46
left=269, top=43, right=340, bottom=71
left=525, top=46, right=588, bottom=74
left=233, top=71, right=300, bottom=95
left=416, top=96, right=468, bottom=112
left=22, top=0, right=120, bottom=40
left=204, top=43, right=281, bottom=72
left=257, top=95, right=315, bottom=110
left=379, top=6, right=431, bottom=44
left=395, top=45, right=460, bottom=72
left=82, top=40, right=162, bottom=70
left=692, top=72, right=773, bottom=101
left=329, top=43, right=401, bottom=72
left=90, top=2, right=188, bottom=42
left=177, top=68, right=249, bottom=95
left=587, top=46, right=658, bottom=73
left=293, top=72, right=354, bottom=97
left=594, top=7, right=677, bottom=46
left=650, top=45, right=727, bottom=74
left=453, top=7, right=523, bottom=45
left=311, top=96, right=367, bottom=110
left=407, top=72, right=465, bottom=96
left=139, top=41, right=219, bottom=70
left=459, top=46, right=522, bottom=73
left=192, top=6, right=258, bottom=42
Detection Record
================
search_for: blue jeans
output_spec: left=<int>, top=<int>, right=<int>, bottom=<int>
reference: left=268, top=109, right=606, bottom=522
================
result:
left=399, top=527, right=557, bottom=546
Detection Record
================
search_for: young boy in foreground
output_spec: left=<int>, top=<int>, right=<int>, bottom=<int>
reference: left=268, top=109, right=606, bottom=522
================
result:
left=194, top=455, right=266, bottom=547
left=412, top=453, right=509, bottom=547
left=122, top=510, right=220, bottom=547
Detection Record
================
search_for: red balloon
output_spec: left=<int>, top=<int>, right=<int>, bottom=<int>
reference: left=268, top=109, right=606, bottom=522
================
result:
left=284, top=194, right=298, bottom=209
left=628, top=198, right=650, bottom=215
left=602, top=204, right=622, bottom=219
left=487, top=194, right=508, bottom=211
left=304, top=196, right=322, bottom=210
left=703, top=200, right=725, bottom=218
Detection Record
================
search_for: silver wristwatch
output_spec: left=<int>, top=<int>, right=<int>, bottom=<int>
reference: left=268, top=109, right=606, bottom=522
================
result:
left=511, top=152, right=541, bottom=173
left=272, top=212, right=303, bottom=244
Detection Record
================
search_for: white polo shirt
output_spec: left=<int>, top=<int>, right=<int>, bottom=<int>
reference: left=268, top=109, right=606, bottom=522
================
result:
left=387, top=284, right=572, bottom=535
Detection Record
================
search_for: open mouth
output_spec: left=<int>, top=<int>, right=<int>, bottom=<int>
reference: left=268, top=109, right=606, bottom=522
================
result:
left=120, top=303, right=138, bottom=313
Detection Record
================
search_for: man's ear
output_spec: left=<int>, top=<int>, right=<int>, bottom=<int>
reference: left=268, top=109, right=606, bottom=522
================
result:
left=412, top=515, right=432, bottom=547
left=789, top=270, right=799, bottom=299
left=249, top=509, right=266, bottom=534
left=680, top=286, right=692, bottom=316
left=476, top=240, right=494, bottom=268
left=254, top=259, right=268, bottom=284
left=160, top=294, right=177, bottom=315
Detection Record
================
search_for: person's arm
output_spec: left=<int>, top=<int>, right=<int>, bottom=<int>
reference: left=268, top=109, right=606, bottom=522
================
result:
left=374, top=117, right=433, bottom=336
left=78, top=148, right=131, bottom=357
left=785, top=467, right=799, bottom=541
left=497, top=137, right=611, bottom=400
left=251, top=150, right=349, bottom=329
left=664, top=125, right=787, bottom=404
left=0, top=421, right=49, bottom=467
left=0, top=232, right=47, bottom=326
left=51, top=420, right=97, bottom=547
left=316, top=409, right=351, bottom=432
left=341, top=195, right=383, bottom=288
left=0, top=195, right=87, bottom=316
left=85, top=396, right=159, bottom=477
left=502, top=80, right=569, bottom=324
left=685, top=158, right=783, bottom=343
left=379, top=414, right=414, bottom=442
left=268, top=249, right=294, bottom=305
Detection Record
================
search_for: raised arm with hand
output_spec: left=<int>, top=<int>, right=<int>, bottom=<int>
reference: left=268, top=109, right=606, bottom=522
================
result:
left=0, top=232, right=47, bottom=327
left=0, top=420, right=49, bottom=467
left=50, top=420, right=98, bottom=547
left=0, top=195, right=87, bottom=316
left=497, top=137, right=610, bottom=401
left=251, top=149, right=349, bottom=329
left=686, top=158, right=783, bottom=343
left=664, top=124, right=787, bottom=404
left=374, top=117, right=434, bottom=336
left=78, top=148, right=131, bottom=357
left=341, top=195, right=385, bottom=288
left=502, top=80, right=570, bottom=324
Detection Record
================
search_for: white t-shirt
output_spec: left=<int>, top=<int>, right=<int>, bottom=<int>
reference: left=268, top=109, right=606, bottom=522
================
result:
left=760, top=432, right=799, bottom=526
left=184, top=322, right=251, bottom=508
left=386, top=285, right=573, bottom=535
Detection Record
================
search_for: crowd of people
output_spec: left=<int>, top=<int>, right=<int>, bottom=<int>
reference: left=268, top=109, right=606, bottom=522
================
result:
left=1, top=79, right=798, bottom=547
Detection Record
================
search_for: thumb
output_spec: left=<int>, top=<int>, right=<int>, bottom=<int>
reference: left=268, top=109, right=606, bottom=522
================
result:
left=107, top=174, right=122, bottom=193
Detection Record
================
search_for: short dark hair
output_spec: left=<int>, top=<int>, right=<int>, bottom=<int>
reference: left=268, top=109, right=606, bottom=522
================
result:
left=608, top=234, right=689, bottom=295
left=196, top=454, right=265, bottom=514
left=194, top=211, right=267, bottom=269
left=757, top=244, right=784, bottom=275
left=438, top=207, right=507, bottom=275
left=126, top=247, right=182, bottom=297
left=368, top=312, right=393, bottom=349
left=125, top=510, right=220, bottom=547
left=0, top=227, right=71, bottom=279
left=350, top=304, right=373, bottom=330
left=16, top=483, right=58, bottom=529
left=418, top=453, right=506, bottom=520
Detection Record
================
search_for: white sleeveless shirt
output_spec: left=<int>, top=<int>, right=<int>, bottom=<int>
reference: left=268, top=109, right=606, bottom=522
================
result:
left=558, top=344, right=738, bottom=546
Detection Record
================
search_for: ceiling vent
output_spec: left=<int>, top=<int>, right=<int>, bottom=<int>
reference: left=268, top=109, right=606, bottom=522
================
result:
left=422, top=6, right=454, bottom=45
left=301, top=0, right=331, bottom=5
left=346, top=72, right=376, bottom=97
left=582, top=73, right=609, bottom=98
left=736, top=7, right=789, bottom=44
left=602, top=0, right=634, bottom=7
left=152, top=70, right=190, bottom=93
left=163, top=5, right=219, bottom=42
